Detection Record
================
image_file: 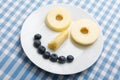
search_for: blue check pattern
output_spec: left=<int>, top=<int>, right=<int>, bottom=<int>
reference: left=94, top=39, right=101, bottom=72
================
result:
left=0, top=0, right=120, bottom=80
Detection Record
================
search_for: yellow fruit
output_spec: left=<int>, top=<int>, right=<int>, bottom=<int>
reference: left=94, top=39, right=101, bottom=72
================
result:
left=46, top=7, right=71, bottom=32
left=70, top=19, right=100, bottom=45
left=48, top=30, right=69, bottom=50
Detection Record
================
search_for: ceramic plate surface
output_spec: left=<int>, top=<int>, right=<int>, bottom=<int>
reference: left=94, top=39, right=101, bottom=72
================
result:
left=20, top=4, right=104, bottom=75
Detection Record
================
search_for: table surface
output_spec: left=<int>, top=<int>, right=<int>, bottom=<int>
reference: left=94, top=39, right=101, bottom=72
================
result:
left=0, top=0, right=120, bottom=80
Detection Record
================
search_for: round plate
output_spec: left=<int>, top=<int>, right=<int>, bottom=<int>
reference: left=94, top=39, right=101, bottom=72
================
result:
left=20, top=4, right=104, bottom=75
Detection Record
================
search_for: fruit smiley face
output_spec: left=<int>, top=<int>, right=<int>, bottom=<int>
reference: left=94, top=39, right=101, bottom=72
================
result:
left=33, top=7, right=100, bottom=64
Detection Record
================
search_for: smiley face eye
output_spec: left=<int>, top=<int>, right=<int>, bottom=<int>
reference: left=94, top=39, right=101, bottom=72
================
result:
left=46, top=7, right=71, bottom=32
left=70, top=19, right=100, bottom=45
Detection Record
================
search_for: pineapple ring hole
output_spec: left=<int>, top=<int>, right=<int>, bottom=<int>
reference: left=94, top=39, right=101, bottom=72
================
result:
left=56, top=14, right=63, bottom=21
left=80, top=27, right=89, bottom=34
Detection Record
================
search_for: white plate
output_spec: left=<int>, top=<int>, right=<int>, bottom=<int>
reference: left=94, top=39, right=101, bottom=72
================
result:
left=20, top=4, right=104, bottom=75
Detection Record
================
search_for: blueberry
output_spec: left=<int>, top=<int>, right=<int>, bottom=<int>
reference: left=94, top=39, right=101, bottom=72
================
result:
left=50, top=54, right=58, bottom=62
left=38, top=46, right=46, bottom=54
left=67, top=55, right=74, bottom=62
left=58, top=56, right=66, bottom=64
left=33, top=40, right=41, bottom=48
left=34, top=34, right=41, bottom=40
left=43, top=51, right=50, bottom=59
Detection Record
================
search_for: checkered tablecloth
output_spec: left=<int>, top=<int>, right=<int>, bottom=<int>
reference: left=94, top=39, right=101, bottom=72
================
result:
left=0, top=0, right=120, bottom=80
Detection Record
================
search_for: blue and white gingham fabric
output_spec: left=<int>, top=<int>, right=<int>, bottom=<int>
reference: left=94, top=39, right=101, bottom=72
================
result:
left=0, top=0, right=120, bottom=80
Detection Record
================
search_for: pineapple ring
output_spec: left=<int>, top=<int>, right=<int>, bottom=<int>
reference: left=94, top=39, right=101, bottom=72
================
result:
left=70, top=19, right=100, bottom=45
left=46, top=7, right=71, bottom=32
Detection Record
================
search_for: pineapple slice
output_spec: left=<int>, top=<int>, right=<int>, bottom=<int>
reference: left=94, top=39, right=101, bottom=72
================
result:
left=46, top=7, right=71, bottom=32
left=70, top=19, right=100, bottom=45
left=48, top=30, right=69, bottom=50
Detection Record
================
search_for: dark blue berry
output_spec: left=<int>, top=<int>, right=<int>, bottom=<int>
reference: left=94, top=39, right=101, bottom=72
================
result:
left=67, top=55, right=74, bottom=62
left=34, top=34, right=41, bottom=40
left=38, top=46, right=46, bottom=54
left=33, top=40, right=41, bottom=48
left=50, top=54, right=58, bottom=62
left=58, top=56, right=66, bottom=64
left=43, top=51, right=50, bottom=59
